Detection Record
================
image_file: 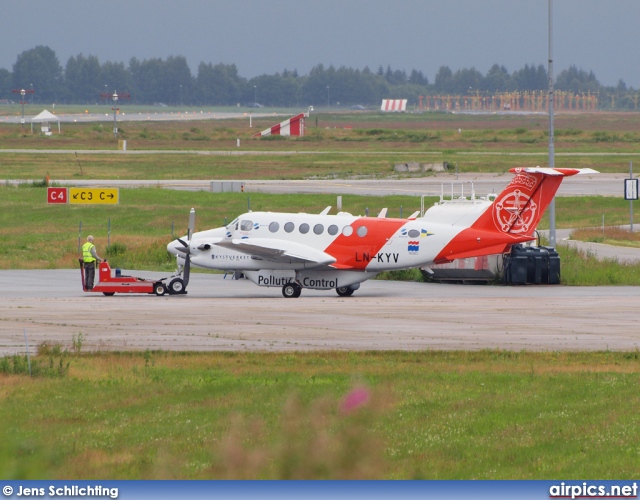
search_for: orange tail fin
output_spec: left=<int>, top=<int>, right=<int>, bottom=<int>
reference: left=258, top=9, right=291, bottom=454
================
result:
left=470, top=167, right=592, bottom=236
left=433, top=167, right=597, bottom=263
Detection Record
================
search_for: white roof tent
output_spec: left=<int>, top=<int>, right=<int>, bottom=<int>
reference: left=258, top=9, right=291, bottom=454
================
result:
left=31, top=109, right=60, bottom=135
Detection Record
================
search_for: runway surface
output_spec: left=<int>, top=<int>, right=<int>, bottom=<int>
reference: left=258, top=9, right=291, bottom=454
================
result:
left=1, top=110, right=272, bottom=124
left=5, top=172, right=622, bottom=197
left=1, top=270, right=639, bottom=356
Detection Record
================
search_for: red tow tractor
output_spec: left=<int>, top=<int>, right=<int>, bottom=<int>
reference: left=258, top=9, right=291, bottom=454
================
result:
left=79, top=259, right=186, bottom=296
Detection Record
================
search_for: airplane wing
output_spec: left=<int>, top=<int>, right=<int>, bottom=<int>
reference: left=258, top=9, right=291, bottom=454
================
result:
left=215, top=238, right=336, bottom=267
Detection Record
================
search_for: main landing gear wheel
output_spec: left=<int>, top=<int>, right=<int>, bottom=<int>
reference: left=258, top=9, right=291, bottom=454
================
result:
left=336, top=284, right=358, bottom=297
left=282, top=282, right=302, bottom=298
left=336, top=286, right=354, bottom=297
left=168, top=278, right=185, bottom=295
left=154, top=282, right=167, bottom=296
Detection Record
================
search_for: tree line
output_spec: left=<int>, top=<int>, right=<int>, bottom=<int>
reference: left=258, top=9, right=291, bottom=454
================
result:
left=0, top=45, right=637, bottom=109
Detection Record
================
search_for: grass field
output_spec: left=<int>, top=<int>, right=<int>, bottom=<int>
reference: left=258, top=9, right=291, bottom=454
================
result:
left=572, top=227, right=640, bottom=248
left=2, top=349, right=640, bottom=479
left=0, top=186, right=424, bottom=270
left=1, top=184, right=639, bottom=279
left=2, top=111, right=640, bottom=480
left=1, top=110, right=640, bottom=180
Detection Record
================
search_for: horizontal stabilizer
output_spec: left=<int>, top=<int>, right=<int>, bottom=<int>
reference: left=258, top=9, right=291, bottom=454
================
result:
left=509, top=167, right=599, bottom=176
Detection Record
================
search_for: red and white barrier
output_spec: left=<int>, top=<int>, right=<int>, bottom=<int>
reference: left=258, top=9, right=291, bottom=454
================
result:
left=380, top=99, right=407, bottom=112
left=254, top=113, right=306, bottom=137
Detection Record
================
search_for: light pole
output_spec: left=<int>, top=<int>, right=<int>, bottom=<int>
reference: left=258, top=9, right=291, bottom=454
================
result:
left=112, top=91, right=119, bottom=138
left=12, top=87, right=35, bottom=128
left=548, top=0, right=556, bottom=248
left=30, top=83, right=33, bottom=103
left=327, top=86, right=330, bottom=108
left=180, top=84, right=183, bottom=106
left=254, top=85, right=257, bottom=105
left=104, top=85, right=107, bottom=105
left=20, top=89, right=26, bottom=127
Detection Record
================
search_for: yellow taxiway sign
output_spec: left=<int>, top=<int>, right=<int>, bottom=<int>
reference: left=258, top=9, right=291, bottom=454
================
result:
left=69, top=188, right=119, bottom=205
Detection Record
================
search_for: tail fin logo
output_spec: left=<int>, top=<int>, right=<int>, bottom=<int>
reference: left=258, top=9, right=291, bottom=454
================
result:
left=509, top=170, right=538, bottom=190
left=494, top=189, right=537, bottom=234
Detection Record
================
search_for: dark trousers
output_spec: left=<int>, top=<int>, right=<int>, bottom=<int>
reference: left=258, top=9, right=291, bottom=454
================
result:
left=84, top=262, right=96, bottom=290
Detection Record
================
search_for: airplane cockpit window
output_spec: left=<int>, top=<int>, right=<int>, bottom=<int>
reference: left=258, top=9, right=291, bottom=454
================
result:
left=328, top=224, right=339, bottom=236
left=269, top=222, right=280, bottom=233
left=408, top=229, right=420, bottom=238
left=240, top=220, right=253, bottom=231
left=284, top=222, right=295, bottom=233
left=227, top=218, right=239, bottom=231
left=342, top=226, right=353, bottom=237
left=313, top=224, right=324, bottom=235
left=299, top=223, right=310, bottom=234
left=356, top=226, right=368, bottom=237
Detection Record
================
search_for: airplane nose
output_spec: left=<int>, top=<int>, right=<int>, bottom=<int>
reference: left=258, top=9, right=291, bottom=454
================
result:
left=167, top=239, right=178, bottom=256
left=167, top=239, right=187, bottom=256
left=167, top=239, right=187, bottom=266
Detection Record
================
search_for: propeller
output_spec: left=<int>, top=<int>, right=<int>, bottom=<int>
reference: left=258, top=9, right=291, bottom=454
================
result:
left=176, top=208, right=195, bottom=288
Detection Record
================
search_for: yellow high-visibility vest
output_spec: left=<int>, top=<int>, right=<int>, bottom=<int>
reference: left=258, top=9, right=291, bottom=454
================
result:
left=82, top=242, right=96, bottom=263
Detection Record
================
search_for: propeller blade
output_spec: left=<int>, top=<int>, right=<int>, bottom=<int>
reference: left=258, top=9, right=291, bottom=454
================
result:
left=188, top=208, right=196, bottom=241
left=175, top=208, right=195, bottom=290
left=183, top=255, right=191, bottom=287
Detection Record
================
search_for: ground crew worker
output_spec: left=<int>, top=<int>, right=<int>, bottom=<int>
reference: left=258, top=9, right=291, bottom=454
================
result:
left=82, top=235, right=103, bottom=290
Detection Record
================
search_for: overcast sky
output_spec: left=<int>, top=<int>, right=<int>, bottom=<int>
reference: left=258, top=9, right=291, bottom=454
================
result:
left=2, top=0, right=639, bottom=87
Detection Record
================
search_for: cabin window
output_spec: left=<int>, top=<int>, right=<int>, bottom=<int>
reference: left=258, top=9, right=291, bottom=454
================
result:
left=313, top=224, right=324, bottom=235
left=408, top=229, right=420, bottom=238
left=342, top=225, right=353, bottom=237
left=284, top=222, right=295, bottom=233
left=240, top=220, right=253, bottom=231
left=269, top=221, right=280, bottom=233
left=299, top=223, right=310, bottom=234
left=356, top=225, right=368, bottom=237
left=328, top=224, right=339, bottom=236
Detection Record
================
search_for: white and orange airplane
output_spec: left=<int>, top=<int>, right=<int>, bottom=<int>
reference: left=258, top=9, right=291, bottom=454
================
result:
left=167, top=167, right=596, bottom=297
